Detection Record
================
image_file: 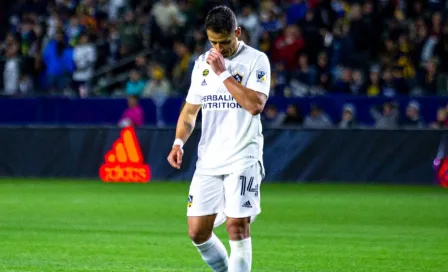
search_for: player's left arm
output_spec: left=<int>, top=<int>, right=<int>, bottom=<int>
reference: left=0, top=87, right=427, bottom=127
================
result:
left=207, top=50, right=271, bottom=115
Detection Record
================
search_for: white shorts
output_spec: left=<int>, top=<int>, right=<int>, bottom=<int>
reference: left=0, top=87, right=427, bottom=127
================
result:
left=187, top=162, right=263, bottom=228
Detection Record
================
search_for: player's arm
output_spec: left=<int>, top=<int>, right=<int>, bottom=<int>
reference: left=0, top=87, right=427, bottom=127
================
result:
left=175, top=102, right=201, bottom=144
left=221, top=76, right=267, bottom=115
left=168, top=102, right=200, bottom=169
left=207, top=50, right=271, bottom=115
left=168, top=60, right=202, bottom=169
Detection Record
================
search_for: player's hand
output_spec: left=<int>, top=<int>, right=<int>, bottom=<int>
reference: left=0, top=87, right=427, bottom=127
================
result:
left=206, top=49, right=226, bottom=75
left=167, top=145, right=183, bottom=169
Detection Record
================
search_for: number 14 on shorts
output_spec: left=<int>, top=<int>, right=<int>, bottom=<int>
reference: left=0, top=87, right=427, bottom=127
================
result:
left=240, top=176, right=259, bottom=196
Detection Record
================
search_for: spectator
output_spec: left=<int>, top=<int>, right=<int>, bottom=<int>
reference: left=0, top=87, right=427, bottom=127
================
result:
left=310, top=73, right=330, bottom=95
left=364, top=65, right=382, bottom=96
left=402, top=100, right=425, bottom=128
left=262, top=104, right=284, bottom=127
left=134, top=55, right=149, bottom=80
left=303, top=104, right=332, bottom=128
left=435, top=21, right=448, bottom=73
left=339, top=103, right=357, bottom=128
left=411, top=18, right=429, bottom=67
left=151, top=0, right=182, bottom=46
left=172, top=40, right=192, bottom=94
left=72, top=33, right=96, bottom=96
left=286, top=0, right=307, bottom=25
left=46, top=8, right=61, bottom=39
left=407, top=0, right=425, bottom=20
left=259, top=8, right=283, bottom=34
left=66, top=15, right=84, bottom=46
left=143, top=65, right=171, bottom=99
left=152, top=0, right=181, bottom=33
left=18, top=73, right=34, bottom=94
left=391, top=65, right=409, bottom=94
left=431, top=107, right=448, bottom=128
left=331, top=0, right=345, bottom=19
left=143, top=63, right=170, bottom=126
left=348, top=4, right=371, bottom=65
left=237, top=5, right=259, bottom=47
left=272, top=25, right=305, bottom=71
left=299, top=8, right=321, bottom=63
left=2, top=39, right=21, bottom=95
left=258, top=31, right=273, bottom=56
left=119, top=10, right=142, bottom=57
left=332, top=66, right=352, bottom=94
left=290, top=52, right=316, bottom=96
left=350, top=69, right=364, bottom=95
left=380, top=38, right=397, bottom=68
left=28, top=23, right=46, bottom=85
left=327, top=22, right=354, bottom=70
left=272, top=62, right=288, bottom=96
left=20, top=19, right=35, bottom=57
left=118, top=95, right=144, bottom=128
left=282, top=104, right=303, bottom=126
left=371, top=102, right=399, bottom=129
left=126, top=69, right=146, bottom=96
left=108, top=0, right=127, bottom=21
left=416, top=58, right=439, bottom=95
left=42, top=29, right=74, bottom=93
left=239, top=26, right=251, bottom=46
left=107, top=24, right=121, bottom=63
left=314, top=52, right=331, bottom=85
left=396, top=34, right=416, bottom=80
left=381, top=67, right=398, bottom=97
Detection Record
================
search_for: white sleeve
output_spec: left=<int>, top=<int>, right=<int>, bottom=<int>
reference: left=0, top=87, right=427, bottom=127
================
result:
left=246, top=53, right=271, bottom=97
left=185, top=60, right=202, bottom=105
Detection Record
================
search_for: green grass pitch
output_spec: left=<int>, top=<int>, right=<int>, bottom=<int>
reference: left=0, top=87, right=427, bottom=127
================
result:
left=0, top=179, right=447, bottom=272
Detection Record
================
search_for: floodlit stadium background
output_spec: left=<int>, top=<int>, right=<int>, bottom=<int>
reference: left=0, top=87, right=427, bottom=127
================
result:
left=0, top=1, right=447, bottom=271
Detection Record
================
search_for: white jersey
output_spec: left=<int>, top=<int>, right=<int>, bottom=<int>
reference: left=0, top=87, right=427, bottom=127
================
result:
left=186, top=41, right=271, bottom=176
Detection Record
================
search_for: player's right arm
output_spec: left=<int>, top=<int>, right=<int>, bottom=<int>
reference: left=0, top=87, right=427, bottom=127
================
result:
left=167, top=102, right=201, bottom=169
left=168, top=59, right=202, bottom=169
left=175, top=102, right=201, bottom=143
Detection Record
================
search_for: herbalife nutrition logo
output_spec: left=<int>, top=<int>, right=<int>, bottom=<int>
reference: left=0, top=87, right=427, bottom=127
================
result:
left=99, top=127, right=151, bottom=183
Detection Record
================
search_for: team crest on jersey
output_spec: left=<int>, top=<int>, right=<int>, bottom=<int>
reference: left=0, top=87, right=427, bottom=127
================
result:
left=203, top=69, right=209, bottom=76
left=187, top=195, right=193, bottom=207
left=233, top=72, right=243, bottom=84
left=256, top=70, right=267, bottom=83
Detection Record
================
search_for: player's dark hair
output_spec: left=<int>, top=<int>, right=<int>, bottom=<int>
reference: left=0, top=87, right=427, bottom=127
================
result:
left=205, top=6, right=237, bottom=34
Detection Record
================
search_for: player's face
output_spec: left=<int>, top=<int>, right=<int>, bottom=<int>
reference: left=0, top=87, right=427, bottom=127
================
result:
left=206, top=28, right=241, bottom=58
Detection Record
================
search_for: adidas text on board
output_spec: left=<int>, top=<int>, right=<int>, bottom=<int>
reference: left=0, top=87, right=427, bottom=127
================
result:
left=99, top=127, right=151, bottom=183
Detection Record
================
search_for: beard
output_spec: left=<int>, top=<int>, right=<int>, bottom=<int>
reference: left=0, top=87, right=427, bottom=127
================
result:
left=222, top=42, right=238, bottom=58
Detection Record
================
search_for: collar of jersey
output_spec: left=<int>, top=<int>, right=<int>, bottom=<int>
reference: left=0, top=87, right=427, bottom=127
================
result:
left=227, top=40, right=245, bottom=60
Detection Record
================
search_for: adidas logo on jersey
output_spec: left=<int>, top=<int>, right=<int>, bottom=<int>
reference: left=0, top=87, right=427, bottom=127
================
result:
left=201, top=79, right=207, bottom=86
left=242, top=201, right=252, bottom=208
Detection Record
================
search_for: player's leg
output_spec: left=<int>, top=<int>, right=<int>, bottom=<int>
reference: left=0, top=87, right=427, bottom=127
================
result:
left=226, top=217, right=252, bottom=272
left=187, top=174, right=228, bottom=272
left=224, top=162, right=263, bottom=272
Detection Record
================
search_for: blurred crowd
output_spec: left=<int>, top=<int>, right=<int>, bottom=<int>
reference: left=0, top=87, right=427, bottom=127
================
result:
left=261, top=100, right=448, bottom=129
left=0, top=0, right=447, bottom=127
left=1, top=0, right=447, bottom=97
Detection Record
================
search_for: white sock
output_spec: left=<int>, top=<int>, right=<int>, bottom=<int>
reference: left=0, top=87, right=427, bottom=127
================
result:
left=193, top=233, right=228, bottom=272
left=228, top=237, right=252, bottom=272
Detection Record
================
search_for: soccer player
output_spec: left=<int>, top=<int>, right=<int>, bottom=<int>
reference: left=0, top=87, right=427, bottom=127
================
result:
left=167, top=5, right=270, bottom=272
